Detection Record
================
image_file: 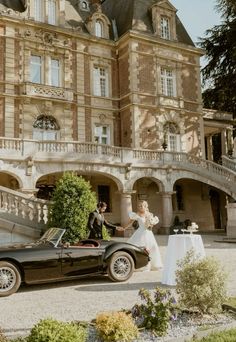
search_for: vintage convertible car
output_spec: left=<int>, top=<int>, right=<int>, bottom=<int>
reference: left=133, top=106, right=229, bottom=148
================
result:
left=0, top=227, right=150, bottom=297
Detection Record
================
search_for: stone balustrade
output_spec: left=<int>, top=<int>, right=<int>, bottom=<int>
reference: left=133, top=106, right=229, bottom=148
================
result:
left=0, top=137, right=236, bottom=194
left=0, top=186, right=48, bottom=229
left=222, top=155, right=236, bottom=172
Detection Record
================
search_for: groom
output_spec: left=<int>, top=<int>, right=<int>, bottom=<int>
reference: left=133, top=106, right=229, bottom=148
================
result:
left=87, top=202, right=123, bottom=239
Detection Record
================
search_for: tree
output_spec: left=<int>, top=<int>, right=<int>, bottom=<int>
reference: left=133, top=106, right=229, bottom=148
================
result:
left=0, top=0, right=27, bottom=12
left=48, top=173, right=97, bottom=242
left=199, top=0, right=236, bottom=115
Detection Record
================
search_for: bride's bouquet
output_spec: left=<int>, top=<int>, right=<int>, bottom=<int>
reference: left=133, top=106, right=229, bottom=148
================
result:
left=145, top=212, right=159, bottom=230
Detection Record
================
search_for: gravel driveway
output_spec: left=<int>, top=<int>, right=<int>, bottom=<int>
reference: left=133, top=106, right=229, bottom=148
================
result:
left=1, top=235, right=236, bottom=338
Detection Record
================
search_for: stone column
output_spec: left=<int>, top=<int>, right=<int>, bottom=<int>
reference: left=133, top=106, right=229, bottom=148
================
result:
left=120, top=190, right=135, bottom=237
left=221, top=129, right=227, bottom=156
left=206, top=136, right=213, bottom=161
left=160, top=192, right=174, bottom=234
left=226, top=202, right=236, bottom=238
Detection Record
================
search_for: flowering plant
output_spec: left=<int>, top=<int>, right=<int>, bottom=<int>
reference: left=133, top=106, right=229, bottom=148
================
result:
left=131, top=287, right=178, bottom=336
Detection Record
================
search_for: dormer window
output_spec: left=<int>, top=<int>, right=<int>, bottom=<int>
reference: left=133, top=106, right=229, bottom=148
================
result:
left=87, top=13, right=110, bottom=39
left=150, top=1, right=177, bottom=41
left=95, top=20, right=103, bottom=37
left=161, top=17, right=170, bottom=40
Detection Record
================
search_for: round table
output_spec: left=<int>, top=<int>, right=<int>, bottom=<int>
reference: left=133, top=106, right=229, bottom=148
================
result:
left=161, top=234, right=205, bottom=286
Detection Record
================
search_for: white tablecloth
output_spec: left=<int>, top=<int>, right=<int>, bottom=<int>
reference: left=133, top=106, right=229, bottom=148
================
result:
left=161, top=234, right=206, bottom=286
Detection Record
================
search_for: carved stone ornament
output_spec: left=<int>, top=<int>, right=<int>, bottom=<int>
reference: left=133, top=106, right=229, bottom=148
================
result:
left=99, top=114, right=107, bottom=123
left=35, top=30, right=58, bottom=45
left=24, top=29, right=31, bottom=37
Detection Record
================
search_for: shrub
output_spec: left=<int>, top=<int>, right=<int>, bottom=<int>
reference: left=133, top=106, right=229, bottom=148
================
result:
left=102, top=225, right=111, bottom=240
left=131, top=287, right=178, bottom=336
left=191, top=328, right=236, bottom=341
left=48, top=173, right=97, bottom=242
left=176, top=250, right=227, bottom=314
left=96, top=311, right=139, bottom=342
left=26, top=318, right=87, bottom=342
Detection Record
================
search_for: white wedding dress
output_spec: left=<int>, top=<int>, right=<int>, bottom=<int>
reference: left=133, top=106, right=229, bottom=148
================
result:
left=127, top=212, right=163, bottom=271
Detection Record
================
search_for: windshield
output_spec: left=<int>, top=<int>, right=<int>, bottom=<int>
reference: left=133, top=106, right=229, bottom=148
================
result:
left=37, top=228, right=65, bottom=247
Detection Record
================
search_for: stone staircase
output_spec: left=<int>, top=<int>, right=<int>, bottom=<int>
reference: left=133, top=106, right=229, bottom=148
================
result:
left=0, top=186, right=48, bottom=245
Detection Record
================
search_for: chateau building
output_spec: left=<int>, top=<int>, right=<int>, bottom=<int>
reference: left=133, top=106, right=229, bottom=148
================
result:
left=0, top=0, right=236, bottom=243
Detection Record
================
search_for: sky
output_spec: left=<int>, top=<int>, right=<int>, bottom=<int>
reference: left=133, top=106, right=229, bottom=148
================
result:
left=171, top=0, right=222, bottom=66
left=171, top=0, right=222, bottom=44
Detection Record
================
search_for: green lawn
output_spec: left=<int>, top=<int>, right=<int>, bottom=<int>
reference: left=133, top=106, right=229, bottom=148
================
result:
left=191, top=328, right=236, bottom=341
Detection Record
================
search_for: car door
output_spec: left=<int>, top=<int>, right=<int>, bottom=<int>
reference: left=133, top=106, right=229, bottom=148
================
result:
left=61, top=246, right=103, bottom=277
left=22, top=246, right=63, bottom=283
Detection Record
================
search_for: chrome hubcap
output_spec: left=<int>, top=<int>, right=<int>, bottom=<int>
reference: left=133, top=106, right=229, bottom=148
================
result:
left=0, top=267, right=16, bottom=292
left=113, top=257, right=131, bottom=278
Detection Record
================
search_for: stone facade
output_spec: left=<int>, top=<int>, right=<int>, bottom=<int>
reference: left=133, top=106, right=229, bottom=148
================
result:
left=0, top=0, right=236, bottom=239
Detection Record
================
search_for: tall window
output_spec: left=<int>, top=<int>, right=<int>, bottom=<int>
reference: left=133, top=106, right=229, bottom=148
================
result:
left=164, top=122, right=181, bottom=152
left=30, top=55, right=42, bottom=84
left=50, top=59, right=60, bottom=86
left=160, top=17, right=170, bottom=39
left=93, top=66, right=108, bottom=97
left=34, top=0, right=43, bottom=22
left=161, top=68, right=175, bottom=97
left=33, top=0, right=57, bottom=24
left=94, top=125, right=110, bottom=144
left=33, top=115, right=60, bottom=140
left=48, top=0, right=56, bottom=25
left=95, top=20, right=103, bottom=37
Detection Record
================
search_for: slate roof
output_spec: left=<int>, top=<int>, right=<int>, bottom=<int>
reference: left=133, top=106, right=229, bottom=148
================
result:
left=0, top=0, right=195, bottom=47
left=101, top=0, right=195, bottom=46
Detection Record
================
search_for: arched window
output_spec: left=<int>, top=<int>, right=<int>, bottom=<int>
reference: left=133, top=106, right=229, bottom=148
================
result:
left=82, top=1, right=88, bottom=9
left=163, top=122, right=181, bottom=152
left=33, top=115, right=60, bottom=140
left=80, top=0, right=89, bottom=11
left=95, top=20, right=103, bottom=38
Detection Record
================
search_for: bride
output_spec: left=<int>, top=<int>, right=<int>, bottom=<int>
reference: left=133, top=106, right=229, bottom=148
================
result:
left=126, top=200, right=163, bottom=271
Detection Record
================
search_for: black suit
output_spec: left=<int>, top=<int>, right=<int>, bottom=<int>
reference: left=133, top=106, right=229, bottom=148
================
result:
left=87, top=210, right=116, bottom=239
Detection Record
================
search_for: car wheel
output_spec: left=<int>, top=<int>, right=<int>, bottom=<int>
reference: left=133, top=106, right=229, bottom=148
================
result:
left=107, top=251, right=134, bottom=282
left=0, top=261, right=21, bottom=297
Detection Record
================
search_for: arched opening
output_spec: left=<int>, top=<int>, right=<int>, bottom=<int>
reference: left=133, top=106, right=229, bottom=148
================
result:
left=36, top=172, right=121, bottom=223
left=133, top=177, right=161, bottom=233
left=0, top=172, right=20, bottom=190
left=173, top=179, right=227, bottom=231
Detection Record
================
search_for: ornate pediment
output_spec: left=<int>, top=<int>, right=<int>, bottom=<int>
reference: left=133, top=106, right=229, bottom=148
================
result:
left=150, top=0, right=177, bottom=13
